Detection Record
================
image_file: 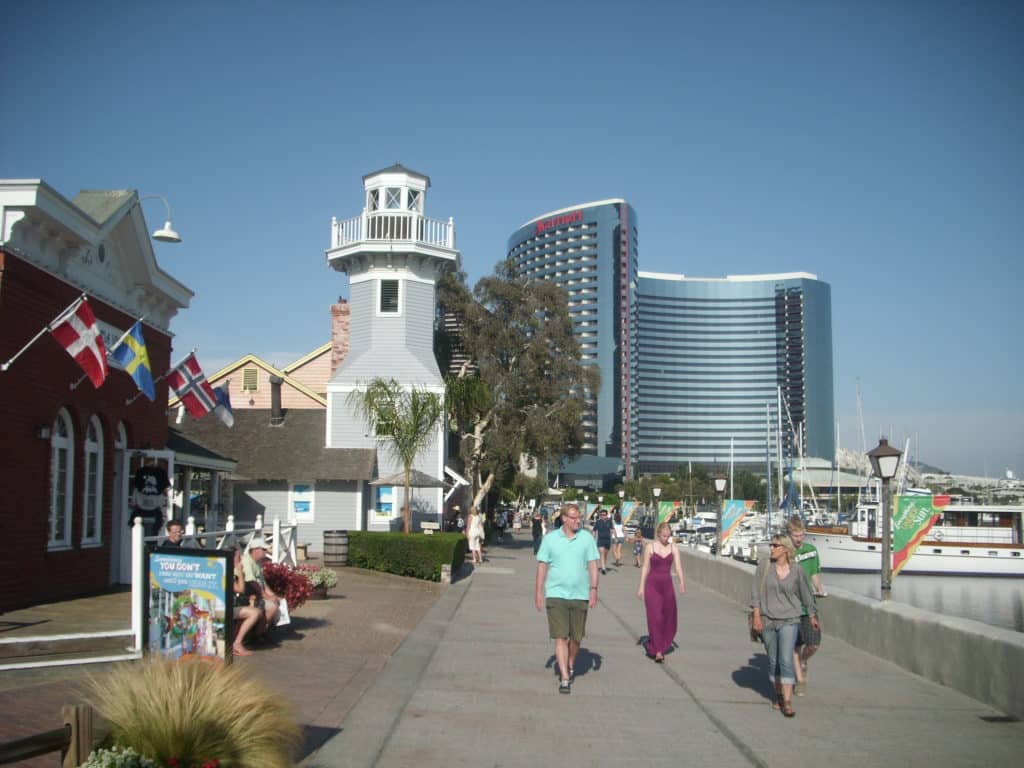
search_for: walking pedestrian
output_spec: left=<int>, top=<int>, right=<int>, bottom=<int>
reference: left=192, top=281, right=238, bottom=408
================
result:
left=592, top=508, right=613, bottom=574
left=637, top=522, right=685, bottom=662
left=633, top=531, right=645, bottom=567
left=466, top=507, right=485, bottom=565
left=787, top=515, right=825, bottom=696
left=531, top=508, right=547, bottom=555
left=535, top=503, right=600, bottom=694
left=611, top=508, right=625, bottom=566
left=749, top=534, right=818, bottom=718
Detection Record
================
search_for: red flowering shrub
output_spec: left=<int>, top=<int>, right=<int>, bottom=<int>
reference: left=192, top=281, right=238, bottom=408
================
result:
left=261, top=562, right=313, bottom=609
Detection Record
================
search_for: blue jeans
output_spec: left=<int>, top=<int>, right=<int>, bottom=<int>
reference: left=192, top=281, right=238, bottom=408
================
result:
left=762, top=620, right=799, bottom=685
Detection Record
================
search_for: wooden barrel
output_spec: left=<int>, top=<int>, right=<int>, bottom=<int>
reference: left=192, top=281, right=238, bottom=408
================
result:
left=323, top=530, right=349, bottom=567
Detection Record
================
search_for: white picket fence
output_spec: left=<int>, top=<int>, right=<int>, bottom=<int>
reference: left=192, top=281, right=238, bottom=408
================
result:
left=0, top=515, right=298, bottom=671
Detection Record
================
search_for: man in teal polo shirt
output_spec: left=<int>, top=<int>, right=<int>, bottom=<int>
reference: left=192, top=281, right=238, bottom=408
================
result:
left=535, top=503, right=600, bottom=694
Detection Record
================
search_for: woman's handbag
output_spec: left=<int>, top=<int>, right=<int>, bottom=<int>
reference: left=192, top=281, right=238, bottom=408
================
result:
left=748, top=562, right=769, bottom=642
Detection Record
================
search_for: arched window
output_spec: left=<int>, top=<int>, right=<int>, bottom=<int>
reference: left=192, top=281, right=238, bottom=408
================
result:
left=82, top=415, right=104, bottom=545
left=48, top=409, right=74, bottom=549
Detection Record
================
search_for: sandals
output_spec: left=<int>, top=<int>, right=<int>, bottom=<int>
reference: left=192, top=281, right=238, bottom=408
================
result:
left=782, top=701, right=796, bottom=718
left=772, top=695, right=783, bottom=711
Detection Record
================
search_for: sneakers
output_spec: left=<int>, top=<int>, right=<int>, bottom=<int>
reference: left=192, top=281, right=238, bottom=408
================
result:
left=559, top=679, right=571, bottom=694
left=569, top=667, right=575, bottom=682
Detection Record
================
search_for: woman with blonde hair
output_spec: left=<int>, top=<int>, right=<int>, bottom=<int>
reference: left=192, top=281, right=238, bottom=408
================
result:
left=750, top=533, right=819, bottom=718
left=637, top=522, right=685, bottom=662
left=466, top=507, right=485, bottom=565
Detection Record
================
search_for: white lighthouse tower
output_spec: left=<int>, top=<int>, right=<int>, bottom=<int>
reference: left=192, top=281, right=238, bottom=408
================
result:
left=325, top=165, right=460, bottom=529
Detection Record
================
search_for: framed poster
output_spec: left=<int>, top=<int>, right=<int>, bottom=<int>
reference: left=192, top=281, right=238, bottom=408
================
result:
left=290, top=482, right=314, bottom=522
left=375, top=486, right=395, bottom=517
left=145, top=548, right=233, bottom=662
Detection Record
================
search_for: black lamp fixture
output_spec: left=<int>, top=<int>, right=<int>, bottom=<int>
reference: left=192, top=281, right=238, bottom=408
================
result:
left=867, top=437, right=903, bottom=600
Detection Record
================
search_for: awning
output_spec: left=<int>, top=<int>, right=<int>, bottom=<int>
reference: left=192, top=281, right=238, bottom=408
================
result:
left=370, top=469, right=449, bottom=488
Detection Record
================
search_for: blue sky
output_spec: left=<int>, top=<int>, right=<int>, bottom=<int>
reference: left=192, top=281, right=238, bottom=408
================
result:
left=3, top=1, right=1021, bottom=477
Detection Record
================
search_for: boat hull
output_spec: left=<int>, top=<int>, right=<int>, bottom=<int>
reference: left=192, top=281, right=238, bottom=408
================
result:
left=804, top=530, right=1024, bottom=577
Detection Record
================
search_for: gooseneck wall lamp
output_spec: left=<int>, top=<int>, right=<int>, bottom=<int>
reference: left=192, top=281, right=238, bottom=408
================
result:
left=140, top=194, right=182, bottom=243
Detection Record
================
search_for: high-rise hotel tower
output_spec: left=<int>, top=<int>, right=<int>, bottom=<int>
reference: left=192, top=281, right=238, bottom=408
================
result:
left=634, top=272, right=834, bottom=473
left=507, top=201, right=638, bottom=476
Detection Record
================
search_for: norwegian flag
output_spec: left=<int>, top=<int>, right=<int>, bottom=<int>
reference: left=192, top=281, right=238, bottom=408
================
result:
left=167, top=353, right=217, bottom=419
left=50, top=296, right=108, bottom=388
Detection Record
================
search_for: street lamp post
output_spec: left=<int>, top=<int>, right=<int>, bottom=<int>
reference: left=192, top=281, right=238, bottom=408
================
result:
left=867, top=438, right=903, bottom=601
left=651, top=487, right=661, bottom=539
left=714, top=474, right=727, bottom=556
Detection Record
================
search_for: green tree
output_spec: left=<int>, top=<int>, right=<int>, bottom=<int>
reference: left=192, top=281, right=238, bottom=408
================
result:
left=349, top=378, right=444, bottom=534
left=438, top=261, right=600, bottom=509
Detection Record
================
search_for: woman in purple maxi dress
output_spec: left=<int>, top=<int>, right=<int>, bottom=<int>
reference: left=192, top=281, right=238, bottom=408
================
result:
left=637, top=522, right=686, bottom=661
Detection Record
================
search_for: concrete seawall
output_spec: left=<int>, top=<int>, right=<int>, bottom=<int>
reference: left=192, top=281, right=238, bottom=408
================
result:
left=680, top=547, right=1024, bottom=720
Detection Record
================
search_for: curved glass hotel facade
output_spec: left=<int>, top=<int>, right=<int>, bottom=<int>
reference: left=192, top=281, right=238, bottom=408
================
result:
left=507, top=201, right=638, bottom=474
left=634, top=272, right=834, bottom=474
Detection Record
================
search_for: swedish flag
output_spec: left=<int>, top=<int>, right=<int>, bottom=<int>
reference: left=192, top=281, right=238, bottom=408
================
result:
left=110, top=321, right=155, bottom=400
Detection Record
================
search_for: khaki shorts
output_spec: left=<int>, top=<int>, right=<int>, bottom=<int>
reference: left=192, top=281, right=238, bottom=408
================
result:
left=546, top=598, right=589, bottom=643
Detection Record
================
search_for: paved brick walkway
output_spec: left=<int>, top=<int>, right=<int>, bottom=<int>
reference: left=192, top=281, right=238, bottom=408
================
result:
left=0, top=564, right=444, bottom=766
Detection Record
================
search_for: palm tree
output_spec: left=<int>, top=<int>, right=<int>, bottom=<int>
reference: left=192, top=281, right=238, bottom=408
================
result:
left=349, top=378, right=444, bottom=534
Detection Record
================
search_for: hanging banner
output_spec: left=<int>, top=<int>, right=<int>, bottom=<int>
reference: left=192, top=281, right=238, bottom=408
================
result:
left=145, top=549, right=232, bottom=661
left=656, top=500, right=683, bottom=524
left=721, top=500, right=756, bottom=545
left=891, top=495, right=948, bottom=576
left=620, top=500, right=638, bottom=523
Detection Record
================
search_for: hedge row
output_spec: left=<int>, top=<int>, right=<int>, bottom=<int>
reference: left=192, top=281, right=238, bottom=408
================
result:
left=347, top=531, right=467, bottom=582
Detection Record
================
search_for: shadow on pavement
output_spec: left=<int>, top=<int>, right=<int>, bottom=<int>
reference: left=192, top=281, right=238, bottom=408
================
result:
left=731, top=652, right=774, bottom=701
left=298, top=724, right=342, bottom=761
left=544, top=647, right=603, bottom=678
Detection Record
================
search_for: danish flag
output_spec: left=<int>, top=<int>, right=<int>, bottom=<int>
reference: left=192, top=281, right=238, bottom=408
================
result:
left=50, top=296, right=108, bottom=388
left=167, top=353, right=217, bottom=419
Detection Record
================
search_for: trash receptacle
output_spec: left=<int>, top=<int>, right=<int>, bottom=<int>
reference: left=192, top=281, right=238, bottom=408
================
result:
left=323, top=530, right=349, bottom=566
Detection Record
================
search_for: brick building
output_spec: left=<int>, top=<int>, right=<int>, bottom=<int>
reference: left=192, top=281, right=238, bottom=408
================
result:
left=0, top=181, right=192, bottom=611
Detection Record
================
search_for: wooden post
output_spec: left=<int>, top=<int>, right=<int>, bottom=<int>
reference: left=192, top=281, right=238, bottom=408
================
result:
left=61, top=704, right=94, bottom=767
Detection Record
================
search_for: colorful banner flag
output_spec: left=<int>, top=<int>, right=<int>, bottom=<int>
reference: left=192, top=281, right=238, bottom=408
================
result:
left=620, top=500, right=638, bottom=523
left=721, top=499, right=756, bottom=546
left=49, top=296, right=108, bottom=387
left=167, top=353, right=217, bottom=419
left=109, top=320, right=155, bottom=400
left=656, top=500, right=682, bottom=524
left=212, top=384, right=234, bottom=427
left=891, top=495, right=947, bottom=576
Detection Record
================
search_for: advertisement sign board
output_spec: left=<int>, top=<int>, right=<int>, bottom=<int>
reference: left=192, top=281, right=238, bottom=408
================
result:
left=145, top=548, right=233, bottom=661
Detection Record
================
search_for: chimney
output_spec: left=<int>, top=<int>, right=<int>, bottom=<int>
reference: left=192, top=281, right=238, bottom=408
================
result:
left=269, top=375, right=284, bottom=426
left=331, top=298, right=350, bottom=374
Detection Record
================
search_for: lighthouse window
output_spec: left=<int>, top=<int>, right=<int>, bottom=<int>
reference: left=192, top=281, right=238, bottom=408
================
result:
left=385, top=188, right=401, bottom=209
left=380, top=280, right=399, bottom=313
left=368, top=189, right=380, bottom=211
left=407, top=189, right=421, bottom=211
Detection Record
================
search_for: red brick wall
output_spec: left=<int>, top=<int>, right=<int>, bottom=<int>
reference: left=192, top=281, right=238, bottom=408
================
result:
left=0, top=251, right=173, bottom=611
left=330, top=299, right=350, bottom=374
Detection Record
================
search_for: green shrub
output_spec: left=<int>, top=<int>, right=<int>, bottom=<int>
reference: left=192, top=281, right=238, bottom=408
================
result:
left=348, top=531, right=466, bottom=581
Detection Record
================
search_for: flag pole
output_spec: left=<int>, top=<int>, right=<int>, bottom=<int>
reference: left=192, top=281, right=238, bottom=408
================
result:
left=1, top=294, right=86, bottom=374
left=127, top=347, right=194, bottom=406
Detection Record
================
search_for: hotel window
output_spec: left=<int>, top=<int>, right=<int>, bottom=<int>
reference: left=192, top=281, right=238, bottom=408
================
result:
left=385, top=188, right=402, bottom=209
left=380, top=280, right=400, bottom=313
left=82, top=416, right=103, bottom=546
left=242, top=368, right=259, bottom=392
left=48, top=409, right=74, bottom=549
